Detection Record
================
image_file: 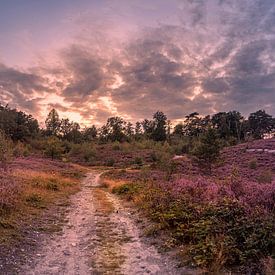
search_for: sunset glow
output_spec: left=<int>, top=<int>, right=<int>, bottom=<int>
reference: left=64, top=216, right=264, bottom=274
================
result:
left=1, top=0, right=275, bottom=126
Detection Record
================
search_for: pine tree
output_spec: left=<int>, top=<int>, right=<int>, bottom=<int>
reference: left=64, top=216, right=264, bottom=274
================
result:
left=192, top=128, right=220, bottom=173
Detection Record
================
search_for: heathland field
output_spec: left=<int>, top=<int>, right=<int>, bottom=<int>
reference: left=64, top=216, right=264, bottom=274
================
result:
left=0, top=106, right=274, bottom=274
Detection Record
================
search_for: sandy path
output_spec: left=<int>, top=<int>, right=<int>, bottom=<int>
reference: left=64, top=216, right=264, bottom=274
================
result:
left=21, top=172, right=187, bottom=275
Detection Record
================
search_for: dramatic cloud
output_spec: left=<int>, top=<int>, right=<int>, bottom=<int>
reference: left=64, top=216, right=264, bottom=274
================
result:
left=0, top=0, right=275, bottom=125
left=0, top=63, right=51, bottom=114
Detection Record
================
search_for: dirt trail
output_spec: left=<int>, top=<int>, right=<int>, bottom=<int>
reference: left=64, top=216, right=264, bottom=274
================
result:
left=21, top=172, right=188, bottom=275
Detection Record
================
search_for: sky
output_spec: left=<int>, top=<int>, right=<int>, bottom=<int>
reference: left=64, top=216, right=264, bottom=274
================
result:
left=0, top=0, right=275, bottom=126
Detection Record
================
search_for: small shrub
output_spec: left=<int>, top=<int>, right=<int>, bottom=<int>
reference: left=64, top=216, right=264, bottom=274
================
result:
left=25, top=193, right=44, bottom=208
left=144, top=224, right=161, bottom=237
left=0, top=175, right=20, bottom=212
left=13, top=142, right=31, bottom=157
left=68, top=143, right=96, bottom=164
left=135, top=177, right=275, bottom=272
left=45, top=181, right=59, bottom=191
left=134, top=157, right=143, bottom=165
left=112, top=142, right=121, bottom=151
left=191, top=128, right=221, bottom=173
left=105, top=158, right=115, bottom=167
left=44, top=137, right=64, bottom=160
left=112, top=184, right=131, bottom=195
left=112, top=182, right=141, bottom=200
left=258, top=170, right=273, bottom=184
left=172, top=143, right=190, bottom=155
left=150, top=151, right=158, bottom=162
left=0, top=130, right=13, bottom=169
left=249, top=158, right=258, bottom=169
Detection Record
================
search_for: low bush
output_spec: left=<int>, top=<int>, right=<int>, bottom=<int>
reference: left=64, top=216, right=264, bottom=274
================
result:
left=0, top=130, right=13, bottom=169
left=112, top=142, right=121, bottom=151
left=13, top=142, right=31, bottom=157
left=44, top=137, right=64, bottom=160
left=68, top=142, right=96, bottom=164
left=105, top=158, right=115, bottom=167
left=0, top=174, right=20, bottom=213
left=257, top=170, right=273, bottom=184
left=139, top=181, right=273, bottom=272
left=134, top=157, right=143, bottom=165
left=25, top=193, right=44, bottom=208
left=248, top=158, right=258, bottom=169
left=45, top=181, right=59, bottom=191
left=115, top=174, right=275, bottom=272
left=112, top=182, right=141, bottom=200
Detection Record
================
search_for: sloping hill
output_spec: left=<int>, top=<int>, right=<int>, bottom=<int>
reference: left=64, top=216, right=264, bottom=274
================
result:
left=218, top=138, right=275, bottom=183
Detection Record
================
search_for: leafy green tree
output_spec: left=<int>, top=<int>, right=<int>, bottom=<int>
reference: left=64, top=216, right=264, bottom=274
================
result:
left=192, top=128, right=220, bottom=173
left=141, top=119, right=154, bottom=139
left=212, top=111, right=244, bottom=142
left=64, top=122, right=82, bottom=143
left=0, top=104, right=39, bottom=141
left=151, top=111, right=167, bottom=141
left=227, top=111, right=244, bottom=142
left=125, top=122, right=134, bottom=138
left=98, top=125, right=109, bottom=143
left=0, top=130, right=13, bottom=170
left=166, top=120, right=172, bottom=141
left=248, top=110, right=274, bottom=139
left=135, top=122, right=142, bottom=135
left=82, top=125, right=97, bottom=141
left=173, top=123, right=185, bottom=137
left=183, top=112, right=206, bottom=137
left=60, top=118, right=73, bottom=138
left=45, top=109, right=60, bottom=136
left=100, top=116, right=127, bottom=142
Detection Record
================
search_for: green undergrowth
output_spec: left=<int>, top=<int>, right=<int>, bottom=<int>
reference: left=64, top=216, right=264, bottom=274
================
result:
left=110, top=179, right=274, bottom=273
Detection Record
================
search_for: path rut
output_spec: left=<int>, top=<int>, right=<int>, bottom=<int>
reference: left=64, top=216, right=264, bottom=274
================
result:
left=21, top=172, right=186, bottom=275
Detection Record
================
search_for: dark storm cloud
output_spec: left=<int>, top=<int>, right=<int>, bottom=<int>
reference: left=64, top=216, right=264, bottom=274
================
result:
left=0, top=63, right=50, bottom=113
left=108, top=27, right=203, bottom=120
left=60, top=45, right=109, bottom=102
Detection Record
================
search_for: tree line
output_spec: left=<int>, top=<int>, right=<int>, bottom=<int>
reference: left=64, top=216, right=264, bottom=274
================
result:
left=0, top=104, right=274, bottom=144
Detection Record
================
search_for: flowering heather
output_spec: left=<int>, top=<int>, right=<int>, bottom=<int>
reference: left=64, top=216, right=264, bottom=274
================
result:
left=134, top=177, right=274, bottom=271
left=0, top=172, right=21, bottom=211
left=216, top=138, right=275, bottom=182
left=160, top=177, right=275, bottom=213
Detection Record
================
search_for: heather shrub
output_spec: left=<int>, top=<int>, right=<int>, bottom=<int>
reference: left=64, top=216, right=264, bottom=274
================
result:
left=0, top=174, right=20, bottom=213
left=25, top=193, right=44, bottom=208
left=134, top=157, right=143, bottom=165
left=257, top=170, right=273, bottom=184
left=112, top=182, right=141, bottom=200
left=184, top=201, right=273, bottom=269
left=105, top=158, right=115, bottom=167
left=112, top=142, right=121, bottom=151
left=121, top=142, right=132, bottom=153
left=149, top=151, right=158, bottom=162
left=0, top=130, right=13, bottom=169
left=248, top=158, right=258, bottom=169
left=45, top=180, right=59, bottom=191
left=131, top=177, right=275, bottom=272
